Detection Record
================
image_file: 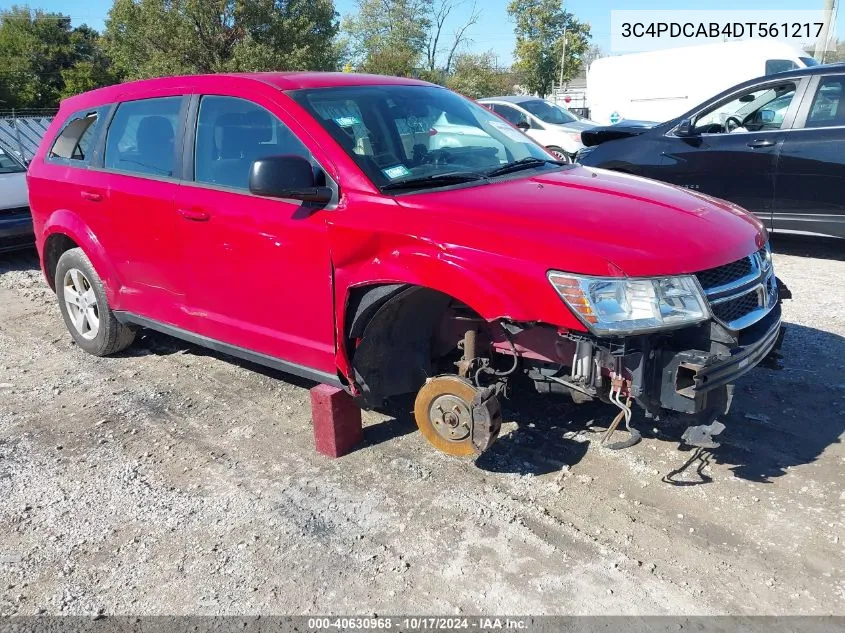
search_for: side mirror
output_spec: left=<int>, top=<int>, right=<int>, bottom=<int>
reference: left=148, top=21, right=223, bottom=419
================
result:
left=759, top=109, right=775, bottom=123
left=675, top=118, right=694, bottom=137
left=248, top=155, right=333, bottom=204
left=516, top=120, right=531, bottom=132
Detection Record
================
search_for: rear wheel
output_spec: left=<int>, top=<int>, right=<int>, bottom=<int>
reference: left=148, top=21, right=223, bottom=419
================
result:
left=55, top=248, right=135, bottom=356
left=546, top=146, right=571, bottom=163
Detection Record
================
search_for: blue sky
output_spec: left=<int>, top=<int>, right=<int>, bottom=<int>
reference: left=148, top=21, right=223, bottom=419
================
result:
left=21, top=0, right=845, bottom=64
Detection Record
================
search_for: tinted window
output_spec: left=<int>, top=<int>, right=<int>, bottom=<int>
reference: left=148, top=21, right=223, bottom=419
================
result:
left=194, top=96, right=310, bottom=190
left=104, top=97, right=182, bottom=177
left=765, top=59, right=798, bottom=75
left=493, top=103, right=527, bottom=125
left=806, top=76, right=845, bottom=128
left=0, top=147, right=25, bottom=173
left=519, top=99, right=577, bottom=124
left=50, top=112, right=101, bottom=162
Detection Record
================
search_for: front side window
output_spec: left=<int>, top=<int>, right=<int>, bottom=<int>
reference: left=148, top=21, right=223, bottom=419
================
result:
left=194, top=96, right=310, bottom=190
left=290, top=85, right=556, bottom=192
left=492, top=103, right=527, bottom=126
left=104, top=97, right=182, bottom=178
left=692, top=82, right=797, bottom=134
left=805, top=76, right=845, bottom=128
left=520, top=99, right=578, bottom=125
left=0, top=146, right=25, bottom=173
left=49, top=112, right=101, bottom=162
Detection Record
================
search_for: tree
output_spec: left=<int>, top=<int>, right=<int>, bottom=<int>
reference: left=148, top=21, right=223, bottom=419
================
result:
left=341, top=0, right=432, bottom=77
left=0, top=6, right=114, bottom=108
left=507, top=0, right=590, bottom=98
left=446, top=51, right=515, bottom=98
left=424, top=0, right=480, bottom=78
left=103, top=0, right=340, bottom=80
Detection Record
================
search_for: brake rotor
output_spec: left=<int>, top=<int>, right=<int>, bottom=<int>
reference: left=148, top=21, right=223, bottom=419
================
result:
left=413, top=375, right=501, bottom=457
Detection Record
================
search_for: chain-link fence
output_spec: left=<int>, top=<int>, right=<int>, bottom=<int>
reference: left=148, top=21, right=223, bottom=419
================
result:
left=0, top=108, right=57, bottom=163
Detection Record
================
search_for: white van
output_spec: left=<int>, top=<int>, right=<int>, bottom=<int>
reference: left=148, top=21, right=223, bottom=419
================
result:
left=587, top=39, right=817, bottom=125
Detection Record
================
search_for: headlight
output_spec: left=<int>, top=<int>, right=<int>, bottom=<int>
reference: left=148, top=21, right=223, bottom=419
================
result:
left=759, top=242, right=773, bottom=272
left=548, top=272, right=710, bottom=336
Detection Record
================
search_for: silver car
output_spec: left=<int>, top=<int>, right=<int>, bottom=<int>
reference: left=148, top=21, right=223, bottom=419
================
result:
left=0, top=146, right=32, bottom=253
left=479, top=96, right=599, bottom=162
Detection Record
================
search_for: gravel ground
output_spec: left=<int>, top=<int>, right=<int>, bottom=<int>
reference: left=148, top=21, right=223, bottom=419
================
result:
left=0, top=237, right=843, bottom=616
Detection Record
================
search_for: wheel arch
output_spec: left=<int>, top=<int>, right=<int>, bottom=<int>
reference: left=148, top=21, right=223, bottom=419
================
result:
left=40, top=211, right=122, bottom=302
left=341, top=282, right=488, bottom=408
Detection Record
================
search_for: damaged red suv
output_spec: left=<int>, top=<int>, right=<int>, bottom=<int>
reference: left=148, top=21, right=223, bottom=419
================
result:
left=28, top=73, right=787, bottom=457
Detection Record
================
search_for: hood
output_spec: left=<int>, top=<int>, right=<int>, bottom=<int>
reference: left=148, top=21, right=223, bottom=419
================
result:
left=581, top=121, right=661, bottom=147
left=0, top=172, right=29, bottom=209
left=547, top=119, right=597, bottom=132
left=394, top=165, right=765, bottom=278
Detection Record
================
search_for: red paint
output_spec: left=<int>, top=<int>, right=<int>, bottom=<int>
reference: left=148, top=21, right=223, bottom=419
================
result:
left=28, top=72, right=766, bottom=389
left=310, top=384, right=363, bottom=458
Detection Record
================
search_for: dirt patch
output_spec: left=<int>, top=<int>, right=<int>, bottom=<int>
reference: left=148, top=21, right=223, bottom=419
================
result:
left=0, top=238, right=843, bottom=615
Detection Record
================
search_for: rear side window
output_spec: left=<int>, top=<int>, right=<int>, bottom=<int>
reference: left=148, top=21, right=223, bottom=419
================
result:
left=194, top=95, right=310, bottom=190
left=50, top=112, right=101, bottom=162
left=104, top=97, right=182, bottom=178
left=805, top=76, right=845, bottom=128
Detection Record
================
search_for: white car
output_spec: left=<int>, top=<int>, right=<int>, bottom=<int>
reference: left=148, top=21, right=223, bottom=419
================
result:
left=0, top=145, right=32, bottom=253
left=479, top=96, right=599, bottom=162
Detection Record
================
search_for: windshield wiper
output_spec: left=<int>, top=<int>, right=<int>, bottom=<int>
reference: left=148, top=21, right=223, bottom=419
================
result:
left=380, top=171, right=487, bottom=191
left=484, top=157, right=563, bottom=178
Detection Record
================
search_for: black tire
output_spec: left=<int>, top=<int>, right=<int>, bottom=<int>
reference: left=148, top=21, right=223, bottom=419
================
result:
left=546, top=146, right=571, bottom=163
left=55, top=248, right=135, bottom=356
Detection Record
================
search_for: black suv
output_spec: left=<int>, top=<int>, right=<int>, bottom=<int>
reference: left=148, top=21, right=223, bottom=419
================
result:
left=577, top=63, right=845, bottom=240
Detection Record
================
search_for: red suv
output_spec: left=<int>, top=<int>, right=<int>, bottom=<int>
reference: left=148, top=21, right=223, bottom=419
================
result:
left=27, top=73, right=786, bottom=457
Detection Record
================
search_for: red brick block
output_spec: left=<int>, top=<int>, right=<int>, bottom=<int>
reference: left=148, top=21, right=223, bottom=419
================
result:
left=310, top=384, right=363, bottom=458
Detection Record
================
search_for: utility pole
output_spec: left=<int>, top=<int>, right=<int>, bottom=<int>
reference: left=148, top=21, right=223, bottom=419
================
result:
left=815, top=0, right=837, bottom=63
left=558, top=27, right=568, bottom=91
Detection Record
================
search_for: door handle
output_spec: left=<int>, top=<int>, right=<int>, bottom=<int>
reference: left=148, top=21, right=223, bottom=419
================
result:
left=747, top=139, right=776, bottom=149
left=80, top=190, right=102, bottom=202
left=178, top=208, right=210, bottom=222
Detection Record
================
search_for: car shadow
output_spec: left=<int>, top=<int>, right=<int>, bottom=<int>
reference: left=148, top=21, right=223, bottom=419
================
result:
left=771, top=234, right=845, bottom=262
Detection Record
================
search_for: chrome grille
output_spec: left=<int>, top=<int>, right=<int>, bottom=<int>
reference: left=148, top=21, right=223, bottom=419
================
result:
left=695, top=247, right=776, bottom=330
left=711, top=290, right=760, bottom=323
left=695, top=257, right=752, bottom=289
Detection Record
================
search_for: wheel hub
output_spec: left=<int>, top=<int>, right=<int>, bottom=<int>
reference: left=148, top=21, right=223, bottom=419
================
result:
left=413, top=375, right=502, bottom=457
left=429, top=394, right=471, bottom=441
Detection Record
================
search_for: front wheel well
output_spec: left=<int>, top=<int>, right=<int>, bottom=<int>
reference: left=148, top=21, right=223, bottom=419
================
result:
left=345, top=284, right=486, bottom=408
left=43, top=233, right=80, bottom=290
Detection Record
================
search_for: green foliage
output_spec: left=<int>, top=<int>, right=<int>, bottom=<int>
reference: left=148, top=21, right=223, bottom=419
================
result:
left=0, top=5, right=114, bottom=108
left=104, top=0, right=341, bottom=80
left=342, top=0, right=432, bottom=76
left=446, top=51, right=515, bottom=98
left=507, top=0, right=590, bottom=97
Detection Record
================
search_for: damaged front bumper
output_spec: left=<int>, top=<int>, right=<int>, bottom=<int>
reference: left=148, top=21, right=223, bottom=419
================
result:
left=521, top=284, right=787, bottom=422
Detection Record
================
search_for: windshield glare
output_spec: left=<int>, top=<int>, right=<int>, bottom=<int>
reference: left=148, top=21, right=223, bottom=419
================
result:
left=520, top=100, right=578, bottom=125
left=0, top=147, right=25, bottom=174
left=289, top=85, right=555, bottom=190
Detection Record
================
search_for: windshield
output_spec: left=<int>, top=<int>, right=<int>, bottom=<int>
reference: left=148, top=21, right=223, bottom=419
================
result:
left=519, top=100, right=578, bottom=125
left=0, top=147, right=25, bottom=174
left=289, top=85, right=556, bottom=191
